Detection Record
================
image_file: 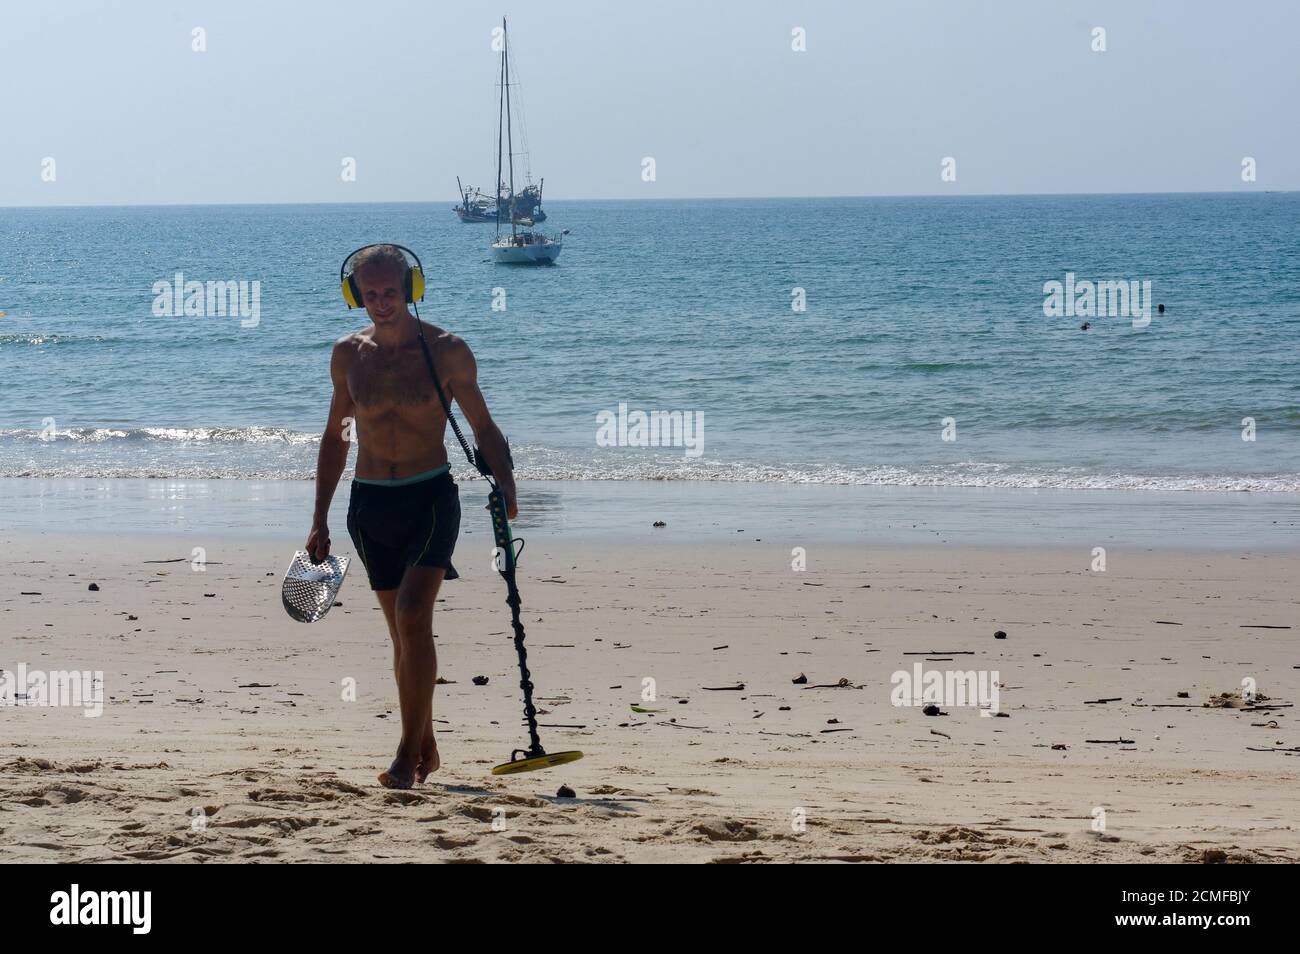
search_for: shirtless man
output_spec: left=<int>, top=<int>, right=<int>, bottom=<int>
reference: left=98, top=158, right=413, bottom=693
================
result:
left=305, top=244, right=517, bottom=789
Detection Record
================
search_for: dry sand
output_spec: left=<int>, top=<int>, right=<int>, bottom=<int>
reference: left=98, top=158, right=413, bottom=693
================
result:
left=2, top=531, right=1297, bottom=863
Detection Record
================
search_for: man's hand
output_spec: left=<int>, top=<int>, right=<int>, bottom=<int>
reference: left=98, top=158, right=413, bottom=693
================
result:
left=305, top=520, right=331, bottom=563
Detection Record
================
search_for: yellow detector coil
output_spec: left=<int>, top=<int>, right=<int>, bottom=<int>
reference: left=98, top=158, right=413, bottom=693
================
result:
left=492, top=750, right=585, bottom=776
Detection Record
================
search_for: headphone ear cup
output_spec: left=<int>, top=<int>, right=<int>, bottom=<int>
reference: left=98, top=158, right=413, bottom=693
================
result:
left=409, top=266, right=425, bottom=303
left=342, top=275, right=362, bottom=309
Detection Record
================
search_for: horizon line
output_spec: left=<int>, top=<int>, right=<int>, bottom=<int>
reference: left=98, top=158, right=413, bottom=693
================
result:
left=0, top=188, right=1291, bottom=212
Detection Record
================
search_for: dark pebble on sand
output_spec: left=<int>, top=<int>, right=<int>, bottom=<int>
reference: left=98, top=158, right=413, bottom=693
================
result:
left=472, top=675, right=489, bottom=686
left=994, top=630, right=1007, bottom=639
left=556, top=785, right=576, bottom=798
left=792, top=673, right=808, bottom=684
left=653, top=520, right=666, bottom=528
left=88, top=583, right=99, bottom=591
left=922, top=704, right=946, bottom=716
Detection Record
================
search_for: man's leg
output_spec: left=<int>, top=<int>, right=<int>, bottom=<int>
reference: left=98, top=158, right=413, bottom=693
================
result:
left=377, top=586, right=440, bottom=783
left=376, top=588, right=400, bottom=680
left=378, top=564, right=445, bottom=789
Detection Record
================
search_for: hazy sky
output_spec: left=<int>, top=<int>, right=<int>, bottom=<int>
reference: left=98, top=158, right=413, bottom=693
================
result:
left=3, top=0, right=1297, bottom=205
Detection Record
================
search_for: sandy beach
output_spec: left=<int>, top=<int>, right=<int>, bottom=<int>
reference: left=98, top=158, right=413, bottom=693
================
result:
left=4, top=526, right=1296, bottom=864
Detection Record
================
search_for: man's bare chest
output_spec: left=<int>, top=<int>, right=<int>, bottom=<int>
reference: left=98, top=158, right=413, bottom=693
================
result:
left=348, top=349, right=436, bottom=409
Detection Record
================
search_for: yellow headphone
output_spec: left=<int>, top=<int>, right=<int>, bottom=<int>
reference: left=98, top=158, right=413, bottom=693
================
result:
left=339, top=244, right=426, bottom=310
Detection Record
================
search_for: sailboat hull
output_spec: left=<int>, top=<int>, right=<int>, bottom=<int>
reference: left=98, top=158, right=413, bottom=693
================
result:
left=491, top=240, right=562, bottom=264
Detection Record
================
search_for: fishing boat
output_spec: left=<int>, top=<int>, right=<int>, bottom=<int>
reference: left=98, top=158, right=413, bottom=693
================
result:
left=454, top=178, right=547, bottom=225
left=489, top=17, right=561, bottom=264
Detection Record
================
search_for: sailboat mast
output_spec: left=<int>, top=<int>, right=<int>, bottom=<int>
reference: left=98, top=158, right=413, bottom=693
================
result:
left=495, top=19, right=506, bottom=239
left=504, top=17, right=517, bottom=239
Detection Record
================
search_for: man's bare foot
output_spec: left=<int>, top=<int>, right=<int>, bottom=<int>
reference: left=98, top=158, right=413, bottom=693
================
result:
left=378, top=754, right=417, bottom=790
left=415, top=726, right=440, bottom=783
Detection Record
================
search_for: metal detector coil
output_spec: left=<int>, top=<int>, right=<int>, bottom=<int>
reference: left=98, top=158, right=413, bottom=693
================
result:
left=492, top=749, right=584, bottom=776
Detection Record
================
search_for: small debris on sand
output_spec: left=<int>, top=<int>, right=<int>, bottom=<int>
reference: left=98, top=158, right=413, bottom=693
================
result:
left=994, top=630, right=1007, bottom=639
left=556, top=785, right=576, bottom=799
left=471, top=675, right=489, bottom=686
left=88, top=583, right=100, bottom=592
left=791, top=673, right=808, bottom=685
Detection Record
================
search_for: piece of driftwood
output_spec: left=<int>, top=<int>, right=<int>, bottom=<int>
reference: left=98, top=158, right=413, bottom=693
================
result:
left=802, top=677, right=857, bottom=689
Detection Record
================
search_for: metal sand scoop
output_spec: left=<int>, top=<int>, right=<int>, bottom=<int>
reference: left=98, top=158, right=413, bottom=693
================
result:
left=281, top=550, right=350, bottom=623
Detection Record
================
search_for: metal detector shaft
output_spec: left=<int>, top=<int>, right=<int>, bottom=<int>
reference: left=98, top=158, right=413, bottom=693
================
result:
left=488, top=485, right=543, bottom=756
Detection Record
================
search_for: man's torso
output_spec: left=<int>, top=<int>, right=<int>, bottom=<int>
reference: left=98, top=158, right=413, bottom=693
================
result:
left=344, top=322, right=455, bottom=480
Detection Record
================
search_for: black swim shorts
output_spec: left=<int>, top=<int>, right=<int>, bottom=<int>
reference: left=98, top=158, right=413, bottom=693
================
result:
left=346, top=467, right=461, bottom=590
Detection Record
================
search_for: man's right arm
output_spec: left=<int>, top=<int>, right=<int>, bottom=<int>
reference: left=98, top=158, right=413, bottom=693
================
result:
left=305, top=340, right=355, bottom=562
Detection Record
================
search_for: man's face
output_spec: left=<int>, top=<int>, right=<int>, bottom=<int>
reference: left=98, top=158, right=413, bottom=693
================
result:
left=355, top=262, right=408, bottom=325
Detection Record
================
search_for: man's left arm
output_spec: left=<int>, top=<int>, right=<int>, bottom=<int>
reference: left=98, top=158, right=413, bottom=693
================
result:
left=446, top=339, right=518, bottom=518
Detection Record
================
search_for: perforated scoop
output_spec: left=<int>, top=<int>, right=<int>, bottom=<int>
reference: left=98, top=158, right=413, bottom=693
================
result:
left=281, top=551, right=350, bottom=623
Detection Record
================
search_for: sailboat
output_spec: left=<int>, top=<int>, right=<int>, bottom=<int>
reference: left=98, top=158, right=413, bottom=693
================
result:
left=490, top=17, right=562, bottom=264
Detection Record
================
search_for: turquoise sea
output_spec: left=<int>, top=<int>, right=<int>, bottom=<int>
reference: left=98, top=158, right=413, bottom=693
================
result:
left=2, top=194, right=1298, bottom=492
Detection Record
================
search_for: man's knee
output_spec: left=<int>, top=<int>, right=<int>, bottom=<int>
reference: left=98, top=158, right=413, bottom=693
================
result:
left=394, top=600, right=432, bottom=642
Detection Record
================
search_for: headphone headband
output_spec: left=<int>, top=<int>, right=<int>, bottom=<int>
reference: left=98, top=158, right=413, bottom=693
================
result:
left=340, top=243, right=426, bottom=309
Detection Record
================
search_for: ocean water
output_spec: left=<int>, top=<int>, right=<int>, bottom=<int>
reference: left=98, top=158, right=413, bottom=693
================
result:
left=2, top=194, right=1298, bottom=491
